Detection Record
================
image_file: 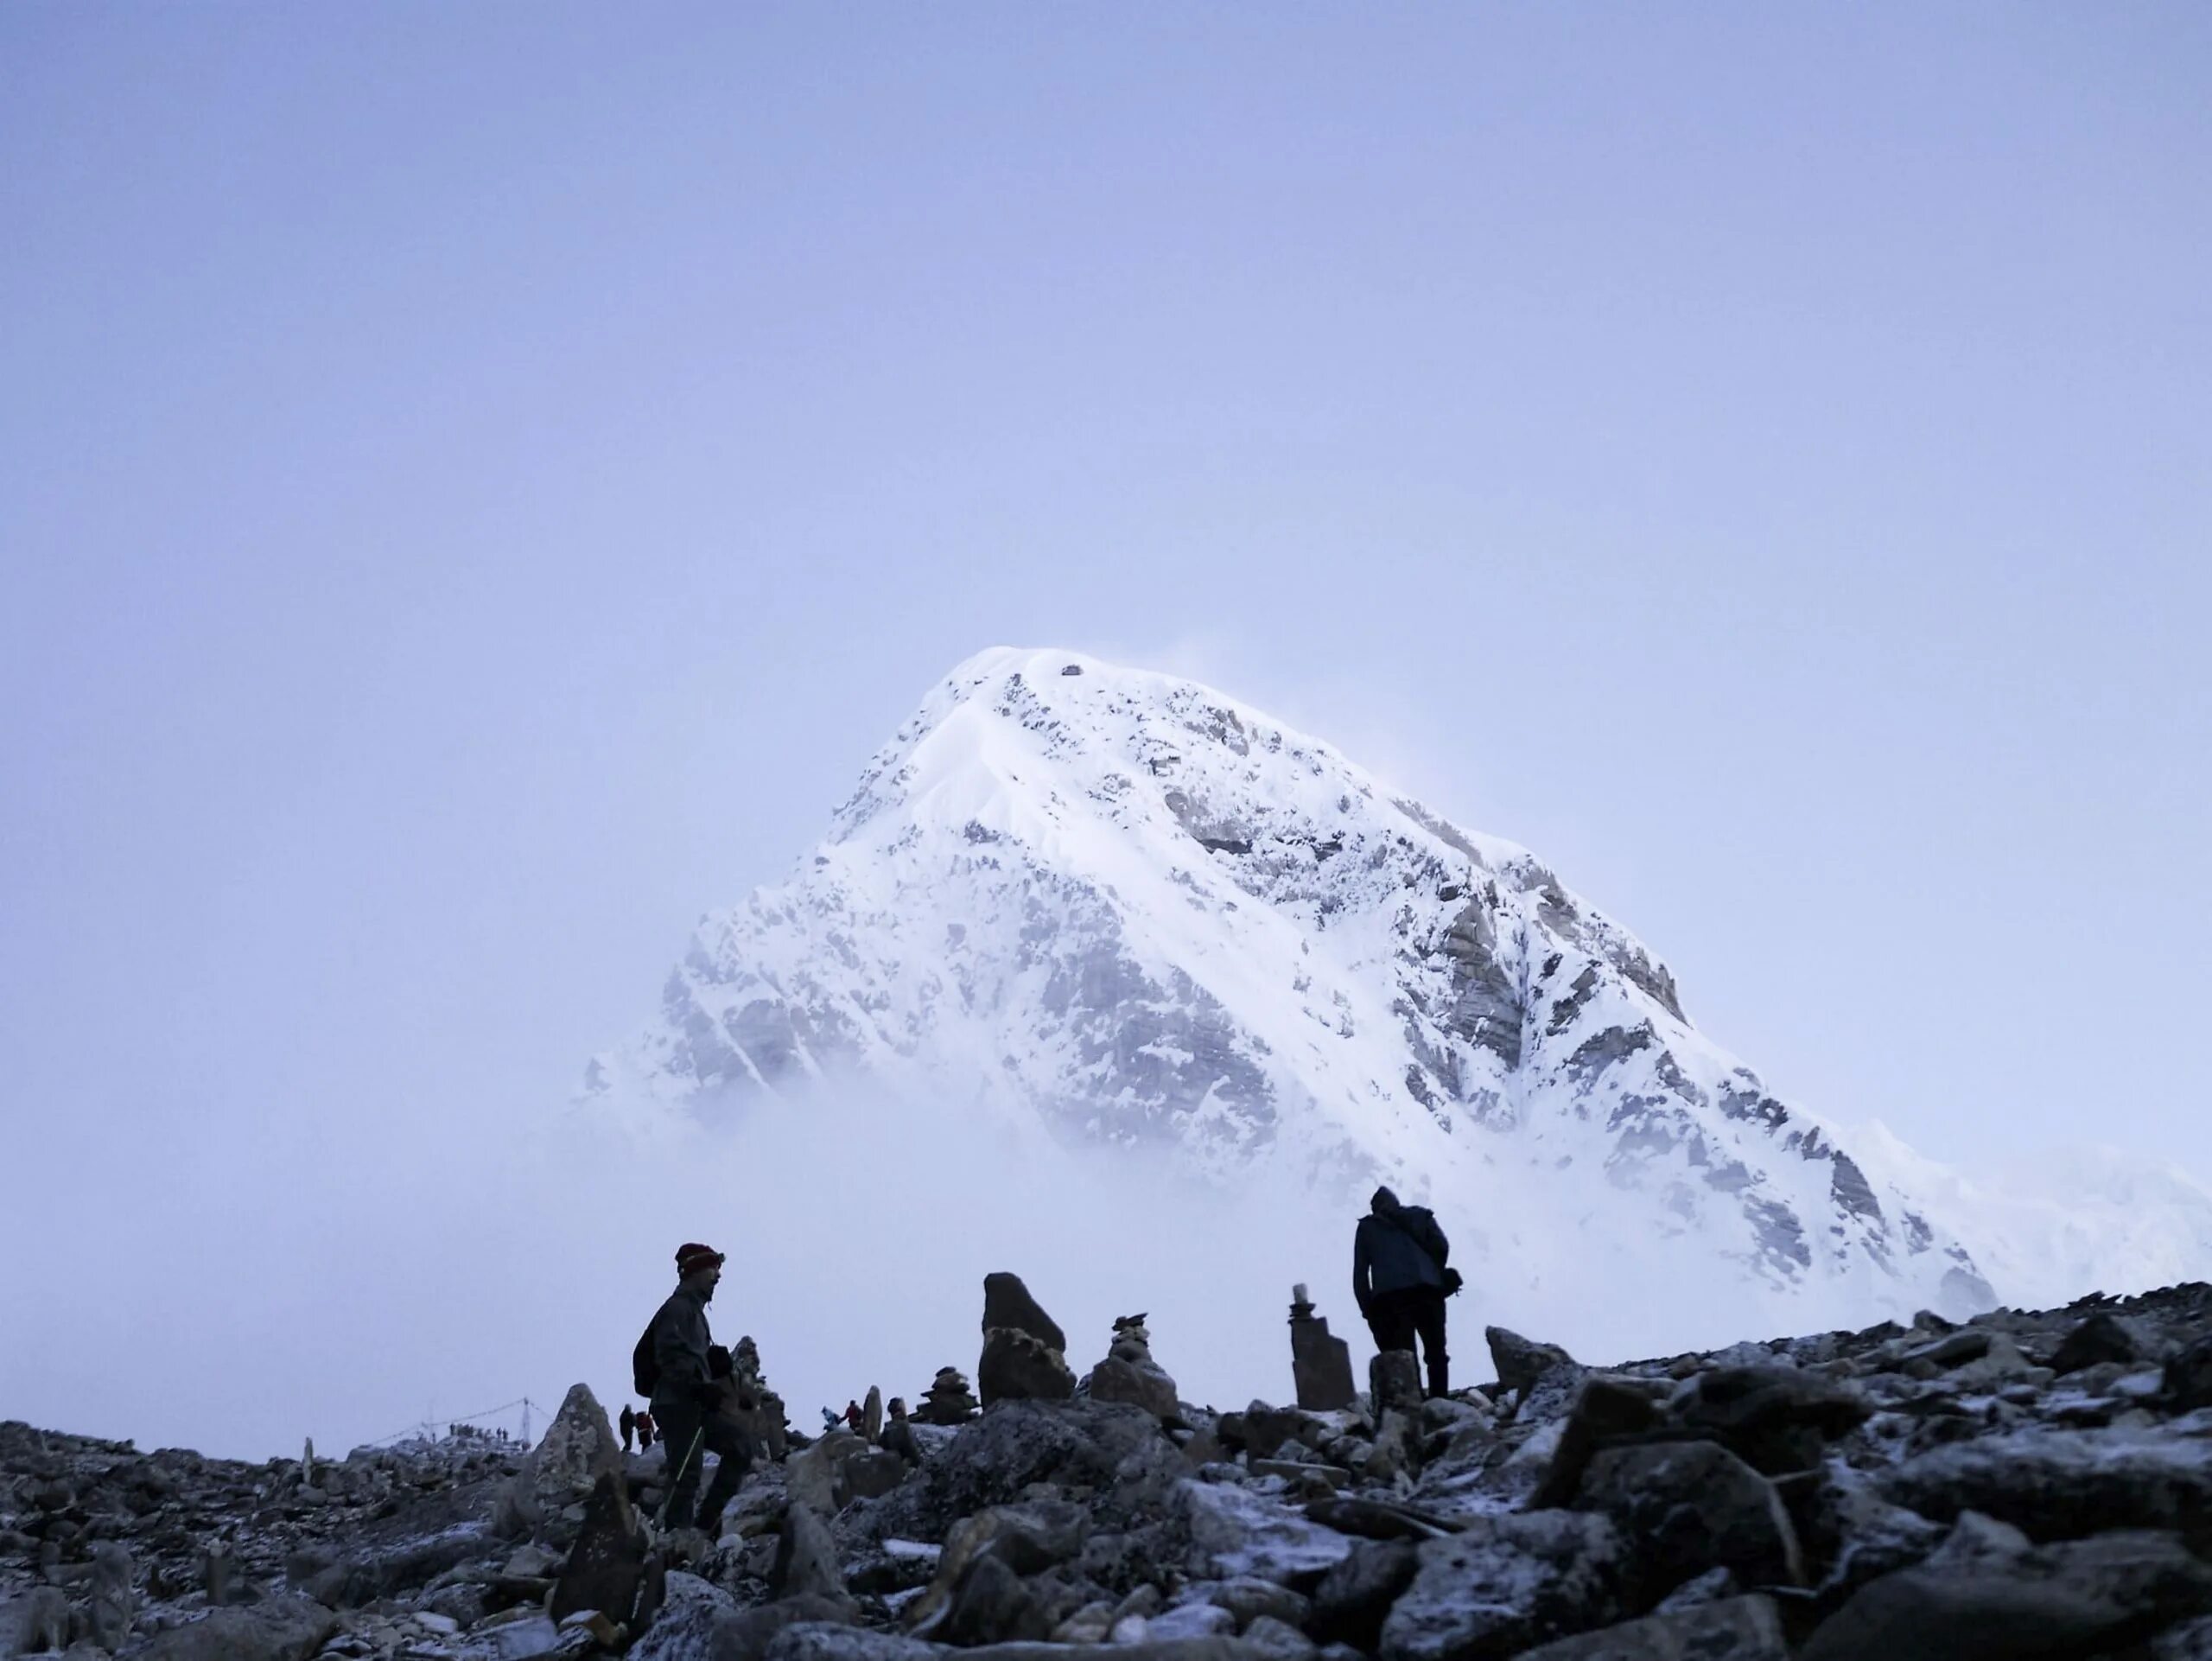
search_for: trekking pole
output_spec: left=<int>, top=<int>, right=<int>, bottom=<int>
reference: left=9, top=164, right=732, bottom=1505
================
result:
left=663, top=1427, right=705, bottom=1528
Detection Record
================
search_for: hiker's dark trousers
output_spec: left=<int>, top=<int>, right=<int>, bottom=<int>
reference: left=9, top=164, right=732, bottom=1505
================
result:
left=652, top=1397, right=753, bottom=1532
left=1366, top=1287, right=1449, bottom=1397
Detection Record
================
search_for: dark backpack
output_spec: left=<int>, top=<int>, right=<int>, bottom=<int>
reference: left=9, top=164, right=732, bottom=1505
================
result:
left=1393, top=1206, right=1465, bottom=1295
left=1396, top=1205, right=1449, bottom=1267
left=632, top=1323, right=660, bottom=1399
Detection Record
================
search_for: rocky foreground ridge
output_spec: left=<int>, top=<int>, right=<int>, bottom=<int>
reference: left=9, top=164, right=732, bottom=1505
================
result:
left=10, top=1279, right=2212, bottom=1661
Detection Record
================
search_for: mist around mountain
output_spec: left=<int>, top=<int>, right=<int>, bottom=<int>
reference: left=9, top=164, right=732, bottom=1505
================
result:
left=589, top=648, right=2212, bottom=1347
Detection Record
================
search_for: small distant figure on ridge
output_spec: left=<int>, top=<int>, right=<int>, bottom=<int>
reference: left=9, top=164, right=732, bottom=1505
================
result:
left=1353, top=1185, right=1460, bottom=1397
left=842, top=1399, right=864, bottom=1432
left=634, top=1242, right=753, bottom=1535
left=619, top=1403, right=637, bottom=1454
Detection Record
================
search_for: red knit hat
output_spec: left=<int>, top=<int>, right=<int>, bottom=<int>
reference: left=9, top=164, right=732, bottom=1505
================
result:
left=676, top=1242, right=725, bottom=1276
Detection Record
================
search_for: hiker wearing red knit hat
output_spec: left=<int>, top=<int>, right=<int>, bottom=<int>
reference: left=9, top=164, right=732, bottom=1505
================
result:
left=634, top=1241, right=754, bottom=1535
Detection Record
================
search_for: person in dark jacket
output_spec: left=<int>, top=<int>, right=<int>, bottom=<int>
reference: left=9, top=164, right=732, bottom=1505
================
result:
left=647, top=1242, right=754, bottom=1534
left=1353, top=1186, right=1452, bottom=1397
left=619, top=1404, right=636, bottom=1454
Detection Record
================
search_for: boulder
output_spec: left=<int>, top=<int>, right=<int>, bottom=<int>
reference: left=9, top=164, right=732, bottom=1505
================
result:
left=1363, top=1410, right=1422, bottom=1483
left=908, top=1499, right=1091, bottom=1639
left=1433, top=1415, right=1567, bottom=1514
left=1205, top=1576, right=1312, bottom=1631
left=1876, top=1427, right=2212, bottom=1540
left=787, top=1430, right=864, bottom=1514
left=1307, top=1540, right=1422, bottom=1651
left=86, top=1540, right=135, bottom=1650
left=1486, top=1327, right=1579, bottom=1398
left=1153, top=1602, right=1239, bottom=1639
left=845, top=1448, right=910, bottom=1500
left=505, top=1383, right=623, bottom=1541
left=1801, top=1468, right=1946, bottom=1599
left=550, top=1469, right=647, bottom=1626
left=2167, top=1335, right=2212, bottom=1410
left=1370, top=1352, right=1424, bottom=1416
left=1379, top=1511, right=1627, bottom=1661
left=5, top=1588, right=69, bottom=1656
left=1090, top=1357, right=1181, bottom=1420
left=1575, top=1440, right=1804, bottom=1594
left=980, top=1327, right=1076, bottom=1406
left=1897, top=1330, right=1991, bottom=1370
left=133, top=1594, right=339, bottom=1661
left=775, top=1501, right=853, bottom=1607
left=1527, top=1377, right=1660, bottom=1510
left=1668, top=1366, right=1871, bottom=1475
left=1510, top=1595, right=1786, bottom=1660
left=631, top=1574, right=853, bottom=1661
left=2050, top=1312, right=2153, bottom=1376
left=982, top=1272, right=1067, bottom=1352
left=1231, top=1403, right=1328, bottom=1461
left=1178, top=1480, right=1357, bottom=1583
left=766, top=1624, right=945, bottom=1661
left=480, top=1613, right=564, bottom=1658
left=1240, top=1614, right=1319, bottom=1660
left=925, top=1400, right=1164, bottom=1520
left=1802, top=1511, right=2212, bottom=1661
left=1053, top=1601, right=1120, bottom=1644
left=626, top=1569, right=736, bottom=1660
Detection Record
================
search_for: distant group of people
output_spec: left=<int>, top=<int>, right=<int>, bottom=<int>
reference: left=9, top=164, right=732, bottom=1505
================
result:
left=632, top=1193, right=1456, bottom=1536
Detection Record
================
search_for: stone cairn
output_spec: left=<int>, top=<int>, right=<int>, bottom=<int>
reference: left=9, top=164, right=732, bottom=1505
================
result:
left=914, top=1365, right=979, bottom=1425
left=1082, top=1313, right=1180, bottom=1419
left=1287, top=1281, right=1357, bottom=1410
left=976, top=1270, right=1077, bottom=1406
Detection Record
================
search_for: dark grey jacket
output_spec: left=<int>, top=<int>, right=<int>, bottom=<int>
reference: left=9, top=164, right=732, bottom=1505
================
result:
left=1354, top=1200, right=1449, bottom=1310
left=648, top=1286, right=716, bottom=1409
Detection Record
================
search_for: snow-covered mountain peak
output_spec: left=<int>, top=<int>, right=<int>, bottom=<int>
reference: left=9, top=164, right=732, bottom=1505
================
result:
left=593, top=648, right=2014, bottom=1331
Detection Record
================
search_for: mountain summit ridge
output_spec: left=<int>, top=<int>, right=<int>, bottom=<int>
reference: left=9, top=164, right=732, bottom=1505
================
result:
left=589, top=647, right=2072, bottom=1331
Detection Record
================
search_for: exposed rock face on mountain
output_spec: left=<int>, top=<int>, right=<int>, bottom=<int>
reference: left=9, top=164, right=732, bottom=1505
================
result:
left=10, top=1281, right=2212, bottom=1660
left=589, top=648, right=2006, bottom=1327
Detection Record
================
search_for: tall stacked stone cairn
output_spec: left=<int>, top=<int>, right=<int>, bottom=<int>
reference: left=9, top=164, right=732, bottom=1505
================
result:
left=1289, top=1281, right=1358, bottom=1410
left=10, top=1281, right=2212, bottom=1661
left=1081, top=1314, right=1181, bottom=1420
left=976, top=1270, right=1076, bottom=1406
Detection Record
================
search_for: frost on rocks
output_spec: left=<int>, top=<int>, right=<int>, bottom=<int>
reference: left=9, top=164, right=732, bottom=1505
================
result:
left=1177, top=1480, right=1355, bottom=1582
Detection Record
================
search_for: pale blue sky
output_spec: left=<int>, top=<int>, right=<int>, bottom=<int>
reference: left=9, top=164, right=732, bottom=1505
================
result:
left=3, top=7, right=2209, bottom=1448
